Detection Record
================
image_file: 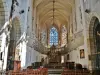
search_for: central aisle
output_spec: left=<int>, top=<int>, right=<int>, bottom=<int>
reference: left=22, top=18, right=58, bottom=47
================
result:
left=48, top=69, right=62, bottom=75
left=49, top=74, right=61, bottom=75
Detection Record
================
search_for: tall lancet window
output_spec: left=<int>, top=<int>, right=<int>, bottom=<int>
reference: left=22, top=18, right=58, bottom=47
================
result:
left=49, top=27, right=58, bottom=46
left=41, top=30, right=46, bottom=45
left=61, top=25, right=67, bottom=46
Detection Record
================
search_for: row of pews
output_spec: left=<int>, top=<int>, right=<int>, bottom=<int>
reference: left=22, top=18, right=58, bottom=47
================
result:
left=62, top=62, right=90, bottom=75
left=5, top=61, right=90, bottom=75
left=6, top=68, right=48, bottom=75
left=62, top=69, right=90, bottom=75
left=6, top=68, right=90, bottom=75
left=62, top=62, right=88, bottom=70
left=6, top=62, right=47, bottom=75
left=6, top=69, right=90, bottom=75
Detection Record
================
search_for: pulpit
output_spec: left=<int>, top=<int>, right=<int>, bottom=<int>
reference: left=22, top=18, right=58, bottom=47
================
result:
left=14, top=60, right=21, bottom=71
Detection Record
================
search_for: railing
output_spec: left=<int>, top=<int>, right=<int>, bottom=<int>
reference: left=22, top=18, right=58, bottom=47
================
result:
left=28, top=33, right=48, bottom=54
left=62, top=69, right=90, bottom=75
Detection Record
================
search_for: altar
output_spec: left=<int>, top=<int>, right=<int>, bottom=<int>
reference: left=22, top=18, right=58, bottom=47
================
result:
left=46, top=45, right=62, bottom=68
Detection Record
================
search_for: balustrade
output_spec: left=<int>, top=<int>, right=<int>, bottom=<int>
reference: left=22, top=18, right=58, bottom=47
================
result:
left=30, top=34, right=48, bottom=54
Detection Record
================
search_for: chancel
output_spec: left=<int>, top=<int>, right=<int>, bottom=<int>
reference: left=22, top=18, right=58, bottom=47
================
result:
left=0, top=0, right=100, bottom=75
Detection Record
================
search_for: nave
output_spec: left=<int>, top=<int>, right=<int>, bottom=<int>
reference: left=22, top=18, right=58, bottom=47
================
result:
left=0, top=0, right=100, bottom=75
left=2, top=45, right=90, bottom=75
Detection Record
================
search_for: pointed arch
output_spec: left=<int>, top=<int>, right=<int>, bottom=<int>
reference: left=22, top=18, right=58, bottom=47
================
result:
left=49, top=26, right=58, bottom=46
left=89, top=16, right=100, bottom=70
left=61, top=25, right=67, bottom=47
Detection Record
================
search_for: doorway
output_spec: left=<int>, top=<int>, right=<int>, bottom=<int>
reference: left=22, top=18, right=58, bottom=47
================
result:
left=89, top=16, right=100, bottom=70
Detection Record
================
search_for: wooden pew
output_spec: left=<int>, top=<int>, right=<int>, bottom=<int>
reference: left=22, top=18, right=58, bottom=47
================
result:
left=62, top=69, right=90, bottom=75
left=7, top=68, right=48, bottom=75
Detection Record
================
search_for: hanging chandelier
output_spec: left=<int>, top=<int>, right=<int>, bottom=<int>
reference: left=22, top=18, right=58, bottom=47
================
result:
left=53, top=0, right=55, bottom=25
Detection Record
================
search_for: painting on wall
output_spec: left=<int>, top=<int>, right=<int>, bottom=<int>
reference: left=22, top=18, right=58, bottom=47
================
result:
left=80, top=49, right=85, bottom=58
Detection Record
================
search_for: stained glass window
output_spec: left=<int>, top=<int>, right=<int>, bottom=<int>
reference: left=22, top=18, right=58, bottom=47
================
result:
left=41, top=30, right=46, bottom=45
left=61, top=25, right=67, bottom=46
left=49, top=27, right=58, bottom=46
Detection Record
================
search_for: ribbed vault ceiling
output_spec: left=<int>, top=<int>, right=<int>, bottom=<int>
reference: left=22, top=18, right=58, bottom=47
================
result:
left=33, top=0, right=75, bottom=29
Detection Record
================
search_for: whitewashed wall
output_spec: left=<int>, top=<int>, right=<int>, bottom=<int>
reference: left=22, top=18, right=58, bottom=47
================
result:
left=24, top=0, right=47, bottom=69
left=65, top=45, right=88, bottom=69
left=65, top=0, right=89, bottom=69
left=0, top=0, right=30, bottom=70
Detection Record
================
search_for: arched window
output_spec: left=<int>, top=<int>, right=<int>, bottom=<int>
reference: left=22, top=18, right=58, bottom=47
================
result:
left=49, top=27, right=58, bottom=46
left=61, top=25, right=67, bottom=46
left=41, top=30, right=46, bottom=45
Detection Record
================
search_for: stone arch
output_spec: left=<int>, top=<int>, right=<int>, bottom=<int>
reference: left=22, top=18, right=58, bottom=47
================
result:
left=0, top=0, right=5, bottom=29
left=49, top=26, right=59, bottom=46
left=40, top=29, right=47, bottom=46
left=49, top=25, right=59, bottom=39
left=61, top=25, right=67, bottom=47
left=89, top=16, right=100, bottom=70
left=89, top=16, right=97, bottom=53
left=86, top=12, right=100, bottom=32
left=48, top=24, right=59, bottom=32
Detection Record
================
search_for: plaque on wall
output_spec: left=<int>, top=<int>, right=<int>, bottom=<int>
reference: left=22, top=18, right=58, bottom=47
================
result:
left=80, top=49, right=85, bottom=58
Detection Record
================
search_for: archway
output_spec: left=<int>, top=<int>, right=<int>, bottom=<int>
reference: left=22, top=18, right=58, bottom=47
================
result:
left=7, top=17, right=21, bottom=70
left=61, top=25, right=67, bottom=47
left=41, top=29, right=47, bottom=46
left=89, top=16, right=100, bottom=70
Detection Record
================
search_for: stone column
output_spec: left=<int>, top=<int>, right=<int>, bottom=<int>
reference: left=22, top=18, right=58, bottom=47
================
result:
left=80, top=0, right=89, bottom=69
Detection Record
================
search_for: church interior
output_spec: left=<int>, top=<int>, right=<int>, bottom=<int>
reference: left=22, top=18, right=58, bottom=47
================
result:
left=0, top=0, right=100, bottom=75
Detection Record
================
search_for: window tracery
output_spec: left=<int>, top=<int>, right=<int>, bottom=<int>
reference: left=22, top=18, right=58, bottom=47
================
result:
left=41, top=30, right=46, bottom=45
left=49, top=27, right=58, bottom=46
left=61, top=25, right=67, bottom=46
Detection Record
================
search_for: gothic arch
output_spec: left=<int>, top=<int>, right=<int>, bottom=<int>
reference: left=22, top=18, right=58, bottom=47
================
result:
left=48, top=25, right=59, bottom=40
left=49, top=24, right=59, bottom=32
left=89, top=16, right=100, bottom=70
left=61, top=25, right=67, bottom=47
left=49, top=26, right=59, bottom=46
left=89, top=16, right=98, bottom=54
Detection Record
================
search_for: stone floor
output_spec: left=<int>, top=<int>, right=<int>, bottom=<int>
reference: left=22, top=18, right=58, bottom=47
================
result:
left=49, top=74, right=61, bottom=75
left=48, top=69, right=62, bottom=75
